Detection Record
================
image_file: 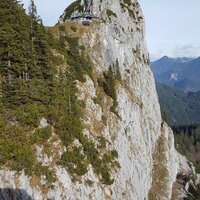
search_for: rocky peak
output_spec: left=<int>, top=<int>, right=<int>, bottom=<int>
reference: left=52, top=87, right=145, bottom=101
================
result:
left=57, top=0, right=179, bottom=199
left=0, top=0, right=182, bottom=199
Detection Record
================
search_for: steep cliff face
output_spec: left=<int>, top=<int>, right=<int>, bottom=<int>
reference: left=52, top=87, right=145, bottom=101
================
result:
left=0, top=0, right=179, bottom=199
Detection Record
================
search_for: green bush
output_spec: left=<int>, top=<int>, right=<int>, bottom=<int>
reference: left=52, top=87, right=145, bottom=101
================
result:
left=103, top=66, right=120, bottom=116
left=65, top=36, right=93, bottom=82
left=59, top=147, right=88, bottom=176
left=103, top=66, right=116, bottom=99
left=111, top=149, right=119, bottom=158
left=0, top=122, right=36, bottom=175
left=115, top=59, right=121, bottom=81
left=30, top=126, right=52, bottom=144
left=34, top=163, right=57, bottom=188
left=98, top=135, right=107, bottom=149
left=16, top=104, right=42, bottom=128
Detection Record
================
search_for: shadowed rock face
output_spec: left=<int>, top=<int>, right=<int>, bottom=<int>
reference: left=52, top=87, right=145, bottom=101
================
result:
left=0, top=189, right=33, bottom=200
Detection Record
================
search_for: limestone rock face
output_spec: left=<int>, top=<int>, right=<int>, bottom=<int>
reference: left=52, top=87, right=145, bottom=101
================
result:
left=81, top=0, right=93, bottom=13
left=0, top=0, right=180, bottom=199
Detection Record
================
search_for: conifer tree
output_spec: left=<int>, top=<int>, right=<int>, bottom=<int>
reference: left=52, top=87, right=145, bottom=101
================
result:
left=0, top=0, right=31, bottom=106
left=28, top=0, right=38, bottom=45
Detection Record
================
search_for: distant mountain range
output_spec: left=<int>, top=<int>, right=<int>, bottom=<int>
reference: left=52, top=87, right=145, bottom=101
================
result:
left=151, top=56, right=200, bottom=92
left=156, top=83, right=200, bottom=126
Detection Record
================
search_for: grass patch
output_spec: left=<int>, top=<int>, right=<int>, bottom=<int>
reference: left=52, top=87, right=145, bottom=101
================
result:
left=148, top=133, right=169, bottom=199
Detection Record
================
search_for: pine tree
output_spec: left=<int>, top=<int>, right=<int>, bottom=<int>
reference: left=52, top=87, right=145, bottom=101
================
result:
left=104, top=66, right=116, bottom=100
left=0, top=0, right=31, bottom=106
left=28, top=0, right=38, bottom=46
left=0, top=0, right=54, bottom=107
left=162, top=107, right=169, bottom=123
left=115, top=59, right=121, bottom=81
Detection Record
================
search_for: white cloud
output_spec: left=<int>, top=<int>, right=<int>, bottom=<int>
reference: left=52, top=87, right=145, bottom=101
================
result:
left=150, top=44, right=200, bottom=61
left=172, top=45, right=200, bottom=58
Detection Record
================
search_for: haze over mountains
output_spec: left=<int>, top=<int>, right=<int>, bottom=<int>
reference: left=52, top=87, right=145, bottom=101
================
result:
left=151, top=56, right=200, bottom=92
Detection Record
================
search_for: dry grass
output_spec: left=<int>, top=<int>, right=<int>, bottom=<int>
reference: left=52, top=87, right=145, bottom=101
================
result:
left=13, top=175, right=20, bottom=188
left=148, top=131, right=169, bottom=200
left=48, top=21, right=90, bottom=39
left=30, top=175, right=48, bottom=195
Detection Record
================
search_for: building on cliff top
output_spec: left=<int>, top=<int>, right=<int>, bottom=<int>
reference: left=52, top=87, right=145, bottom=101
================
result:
left=70, top=0, right=98, bottom=26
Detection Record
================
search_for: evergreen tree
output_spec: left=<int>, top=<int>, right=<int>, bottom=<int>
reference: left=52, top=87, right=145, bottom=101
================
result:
left=28, top=0, right=38, bottom=45
left=104, top=66, right=116, bottom=99
left=0, top=0, right=31, bottom=106
left=162, top=107, right=169, bottom=123
left=115, top=59, right=121, bottom=81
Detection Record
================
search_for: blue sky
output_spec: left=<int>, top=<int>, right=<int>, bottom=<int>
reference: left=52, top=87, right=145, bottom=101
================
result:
left=139, top=0, right=200, bottom=60
left=21, top=0, right=200, bottom=60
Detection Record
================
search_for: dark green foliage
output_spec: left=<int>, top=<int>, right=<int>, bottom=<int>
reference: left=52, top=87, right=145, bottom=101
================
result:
left=0, top=0, right=55, bottom=186
left=0, top=111, right=55, bottom=188
left=16, top=104, right=42, bottom=128
left=30, top=126, right=52, bottom=144
left=80, top=138, right=114, bottom=185
left=46, top=30, right=61, bottom=49
left=173, top=125, right=200, bottom=198
left=59, top=147, right=88, bottom=176
left=104, top=66, right=116, bottom=99
left=0, top=120, right=35, bottom=174
left=115, top=59, right=121, bottom=81
left=97, top=135, right=107, bottom=149
left=174, top=125, right=197, bottom=154
left=103, top=66, right=119, bottom=115
left=97, top=64, right=120, bottom=116
left=161, top=106, right=169, bottom=123
left=64, top=36, right=93, bottom=82
left=33, top=163, right=57, bottom=188
left=193, top=162, right=200, bottom=174
left=156, top=83, right=200, bottom=126
left=173, top=125, right=200, bottom=174
left=0, top=0, right=119, bottom=186
left=111, top=150, right=119, bottom=158
left=0, top=0, right=54, bottom=109
left=183, top=183, right=200, bottom=199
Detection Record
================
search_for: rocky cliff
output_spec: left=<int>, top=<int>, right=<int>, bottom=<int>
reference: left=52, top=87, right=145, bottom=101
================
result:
left=0, top=0, right=180, bottom=199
